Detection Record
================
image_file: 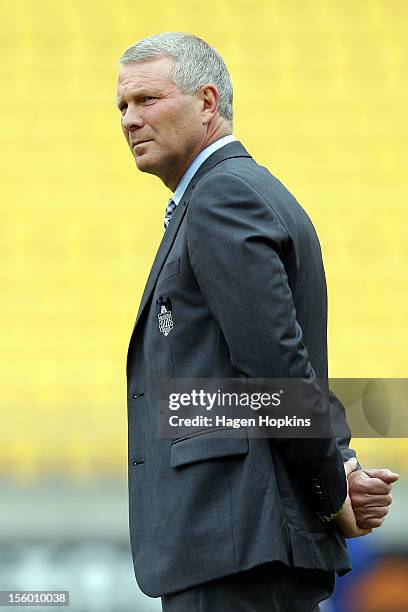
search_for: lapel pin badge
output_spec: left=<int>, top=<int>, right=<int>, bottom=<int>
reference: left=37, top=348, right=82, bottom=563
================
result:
left=156, top=297, right=174, bottom=336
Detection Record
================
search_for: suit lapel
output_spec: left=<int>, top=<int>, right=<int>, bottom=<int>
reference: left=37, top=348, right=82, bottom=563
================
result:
left=133, top=188, right=190, bottom=331
left=131, top=141, right=252, bottom=334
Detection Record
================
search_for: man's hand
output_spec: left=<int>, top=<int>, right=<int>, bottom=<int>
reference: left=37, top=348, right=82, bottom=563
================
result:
left=332, top=458, right=373, bottom=538
left=348, top=467, right=399, bottom=529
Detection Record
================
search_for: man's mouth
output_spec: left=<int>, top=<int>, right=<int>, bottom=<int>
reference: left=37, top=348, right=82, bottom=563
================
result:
left=132, top=140, right=151, bottom=149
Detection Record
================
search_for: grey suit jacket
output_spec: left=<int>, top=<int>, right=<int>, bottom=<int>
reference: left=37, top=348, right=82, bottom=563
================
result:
left=126, top=141, right=354, bottom=597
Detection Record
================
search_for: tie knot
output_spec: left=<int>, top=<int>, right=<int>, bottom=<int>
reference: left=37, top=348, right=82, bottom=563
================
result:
left=164, top=198, right=177, bottom=231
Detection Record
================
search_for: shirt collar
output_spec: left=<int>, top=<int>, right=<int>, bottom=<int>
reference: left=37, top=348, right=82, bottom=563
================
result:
left=171, top=134, right=237, bottom=205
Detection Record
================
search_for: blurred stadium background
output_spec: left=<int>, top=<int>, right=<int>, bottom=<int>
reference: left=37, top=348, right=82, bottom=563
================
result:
left=1, top=1, right=407, bottom=610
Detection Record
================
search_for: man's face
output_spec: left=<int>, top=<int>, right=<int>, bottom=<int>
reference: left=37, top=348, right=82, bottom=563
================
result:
left=116, top=57, right=205, bottom=188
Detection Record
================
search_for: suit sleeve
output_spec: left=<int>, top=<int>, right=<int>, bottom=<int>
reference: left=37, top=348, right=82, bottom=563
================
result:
left=330, top=389, right=362, bottom=468
left=187, top=170, right=348, bottom=519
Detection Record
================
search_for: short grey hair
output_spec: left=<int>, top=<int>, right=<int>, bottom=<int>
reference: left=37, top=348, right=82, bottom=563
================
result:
left=118, top=32, right=233, bottom=123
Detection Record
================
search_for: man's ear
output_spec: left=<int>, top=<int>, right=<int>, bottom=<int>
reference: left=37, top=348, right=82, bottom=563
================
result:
left=199, top=84, right=219, bottom=124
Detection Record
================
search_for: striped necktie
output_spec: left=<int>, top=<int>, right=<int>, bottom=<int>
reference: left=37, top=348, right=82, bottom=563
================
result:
left=164, top=198, right=177, bottom=231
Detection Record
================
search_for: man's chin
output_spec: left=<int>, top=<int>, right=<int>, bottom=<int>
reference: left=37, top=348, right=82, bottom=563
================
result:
left=134, top=154, right=155, bottom=174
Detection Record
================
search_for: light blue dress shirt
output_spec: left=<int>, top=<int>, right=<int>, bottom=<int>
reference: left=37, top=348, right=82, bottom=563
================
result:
left=171, top=134, right=237, bottom=206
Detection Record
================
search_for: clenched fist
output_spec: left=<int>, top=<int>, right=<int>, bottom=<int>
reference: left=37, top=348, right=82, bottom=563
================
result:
left=348, top=467, right=399, bottom=530
left=333, top=458, right=372, bottom=538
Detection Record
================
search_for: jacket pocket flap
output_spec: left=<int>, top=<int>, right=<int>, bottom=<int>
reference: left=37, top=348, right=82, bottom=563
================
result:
left=170, top=429, right=249, bottom=468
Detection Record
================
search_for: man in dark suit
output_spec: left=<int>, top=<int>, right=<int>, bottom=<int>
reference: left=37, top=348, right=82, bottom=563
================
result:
left=116, top=32, right=398, bottom=611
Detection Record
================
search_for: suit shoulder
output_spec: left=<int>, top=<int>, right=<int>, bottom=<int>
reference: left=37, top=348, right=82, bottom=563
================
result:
left=196, top=156, right=296, bottom=204
left=192, top=156, right=320, bottom=242
left=194, top=157, right=301, bottom=218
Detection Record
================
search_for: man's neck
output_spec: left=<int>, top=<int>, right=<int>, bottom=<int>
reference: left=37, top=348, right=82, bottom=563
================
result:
left=170, top=134, right=237, bottom=205
left=166, top=122, right=232, bottom=191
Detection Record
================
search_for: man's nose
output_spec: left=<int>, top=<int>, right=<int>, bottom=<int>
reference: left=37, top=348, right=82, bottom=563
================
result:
left=122, top=106, right=144, bottom=131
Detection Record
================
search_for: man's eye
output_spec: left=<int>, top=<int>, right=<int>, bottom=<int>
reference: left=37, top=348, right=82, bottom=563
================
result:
left=143, top=96, right=156, bottom=103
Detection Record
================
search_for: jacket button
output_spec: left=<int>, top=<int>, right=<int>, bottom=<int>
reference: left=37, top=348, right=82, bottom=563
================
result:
left=133, top=393, right=144, bottom=399
left=133, top=461, right=138, bottom=466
